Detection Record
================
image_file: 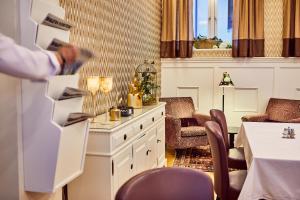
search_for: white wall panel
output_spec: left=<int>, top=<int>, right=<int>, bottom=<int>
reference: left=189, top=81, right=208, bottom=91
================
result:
left=162, top=67, right=214, bottom=114
left=277, top=67, right=300, bottom=99
left=233, top=88, right=258, bottom=112
left=161, top=58, right=300, bottom=127
left=176, top=86, right=201, bottom=110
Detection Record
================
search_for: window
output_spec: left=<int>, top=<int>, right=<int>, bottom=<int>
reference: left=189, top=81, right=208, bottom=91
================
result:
left=193, top=0, right=233, bottom=49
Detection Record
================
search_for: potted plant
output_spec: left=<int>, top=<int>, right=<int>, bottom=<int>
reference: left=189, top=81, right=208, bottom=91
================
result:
left=135, top=60, right=160, bottom=106
left=194, top=35, right=223, bottom=49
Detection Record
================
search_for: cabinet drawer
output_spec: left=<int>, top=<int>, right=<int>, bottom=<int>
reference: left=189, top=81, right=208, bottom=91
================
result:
left=133, top=119, right=148, bottom=134
left=112, top=127, right=135, bottom=149
left=152, top=107, right=165, bottom=123
left=133, top=107, right=165, bottom=133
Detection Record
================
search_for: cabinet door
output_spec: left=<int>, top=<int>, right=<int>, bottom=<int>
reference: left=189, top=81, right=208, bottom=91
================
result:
left=157, top=120, right=165, bottom=167
left=112, top=145, right=133, bottom=195
left=146, top=126, right=158, bottom=169
left=132, top=133, right=148, bottom=176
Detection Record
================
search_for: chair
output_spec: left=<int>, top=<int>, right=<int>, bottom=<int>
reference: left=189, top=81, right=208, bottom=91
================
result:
left=115, top=167, right=214, bottom=200
left=159, top=97, right=210, bottom=149
left=210, top=109, right=247, bottom=170
left=242, top=98, right=300, bottom=123
left=204, top=121, right=247, bottom=200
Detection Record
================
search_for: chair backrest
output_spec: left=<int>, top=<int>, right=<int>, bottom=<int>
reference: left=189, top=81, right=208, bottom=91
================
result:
left=266, top=98, right=300, bottom=122
left=210, top=109, right=229, bottom=150
left=115, top=167, right=214, bottom=200
left=205, top=121, right=229, bottom=199
left=159, top=97, right=195, bottom=118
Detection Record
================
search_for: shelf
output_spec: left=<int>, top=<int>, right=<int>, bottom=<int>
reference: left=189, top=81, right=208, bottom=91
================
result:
left=22, top=75, right=89, bottom=192
left=53, top=98, right=83, bottom=125
left=42, top=13, right=72, bottom=31
left=31, top=0, right=65, bottom=24
left=36, top=24, right=69, bottom=49
left=20, top=0, right=89, bottom=193
left=47, top=75, right=80, bottom=100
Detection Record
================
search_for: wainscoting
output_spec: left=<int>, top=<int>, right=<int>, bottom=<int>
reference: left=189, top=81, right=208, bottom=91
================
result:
left=161, top=58, right=300, bottom=127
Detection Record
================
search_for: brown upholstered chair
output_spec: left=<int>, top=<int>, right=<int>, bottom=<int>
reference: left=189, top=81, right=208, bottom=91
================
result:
left=159, top=97, right=210, bottom=149
left=115, top=167, right=214, bottom=200
left=242, top=98, right=300, bottom=123
left=205, top=121, right=247, bottom=200
left=210, top=109, right=247, bottom=170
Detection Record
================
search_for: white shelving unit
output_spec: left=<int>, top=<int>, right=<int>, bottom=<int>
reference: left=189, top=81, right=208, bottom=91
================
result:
left=19, top=0, right=89, bottom=193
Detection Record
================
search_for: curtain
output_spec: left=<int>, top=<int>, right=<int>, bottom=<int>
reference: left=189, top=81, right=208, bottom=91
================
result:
left=161, top=0, right=193, bottom=58
left=232, top=0, right=264, bottom=57
left=282, top=0, right=300, bottom=57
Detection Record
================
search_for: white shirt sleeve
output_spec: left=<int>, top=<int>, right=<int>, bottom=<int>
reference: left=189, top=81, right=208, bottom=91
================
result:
left=0, top=33, right=61, bottom=80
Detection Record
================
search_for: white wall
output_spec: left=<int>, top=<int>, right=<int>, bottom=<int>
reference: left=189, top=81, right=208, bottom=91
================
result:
left=0, top=0, right=62, bottom=199
left=161, top=57, right=300, bottom=127
left=0, top=0, right=22, bottom=199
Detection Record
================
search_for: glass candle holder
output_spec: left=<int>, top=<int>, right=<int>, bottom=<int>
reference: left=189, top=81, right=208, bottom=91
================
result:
left=87, top=76, right=100, bottom=122
left=99, top=76, right=113, bottom=122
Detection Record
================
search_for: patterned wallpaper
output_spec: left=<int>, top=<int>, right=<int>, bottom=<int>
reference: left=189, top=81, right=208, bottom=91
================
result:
left=193, top=0, right=283, bottom=57
left=264, top=0, right=283, bottom=57
left=193, top=49, right=231, bottom=57
left=59, top=0, right=162, bottom=114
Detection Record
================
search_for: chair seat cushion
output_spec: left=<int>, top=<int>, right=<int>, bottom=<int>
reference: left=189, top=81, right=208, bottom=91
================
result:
left=228, top=147, right=247, bottom=169
left=228, top=170, right=247, bottom=200
left=181, top=126, right=206, bottom=137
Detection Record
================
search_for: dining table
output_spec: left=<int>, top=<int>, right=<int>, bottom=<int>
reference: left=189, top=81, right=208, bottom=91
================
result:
left=235, top=122, right=300, bottom=200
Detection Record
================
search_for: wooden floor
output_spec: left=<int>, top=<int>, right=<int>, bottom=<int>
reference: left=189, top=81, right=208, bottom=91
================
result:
left=166, top=148, right=214, bottom=184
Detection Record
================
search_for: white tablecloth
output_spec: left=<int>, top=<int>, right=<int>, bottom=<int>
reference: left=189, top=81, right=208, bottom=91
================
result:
left=236, top=122, right=300, bottom=200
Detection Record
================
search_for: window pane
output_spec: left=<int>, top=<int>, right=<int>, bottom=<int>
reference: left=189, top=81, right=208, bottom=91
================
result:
left=217, top=0, right=232, bottom=43
left=193, top=0, right=209, bottom=38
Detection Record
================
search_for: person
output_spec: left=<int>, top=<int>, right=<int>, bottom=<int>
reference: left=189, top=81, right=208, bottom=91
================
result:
left=0, top=33, right=78, bottom=80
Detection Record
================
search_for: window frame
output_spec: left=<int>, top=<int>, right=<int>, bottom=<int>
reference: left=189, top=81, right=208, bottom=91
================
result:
left=208, top=0, right=216, bottom=38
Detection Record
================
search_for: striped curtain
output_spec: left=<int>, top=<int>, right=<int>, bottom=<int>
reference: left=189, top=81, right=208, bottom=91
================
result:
left=282, top=0, right=300, bottom=57
left=160, top=0, right=193, bottom=58
left=232, top=0, right=264, bottom=57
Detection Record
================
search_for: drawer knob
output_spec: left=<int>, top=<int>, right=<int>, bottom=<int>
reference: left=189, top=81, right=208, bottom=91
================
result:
left=124, top=134, right=127, bottom=141
left=140, top=124, right=143, bottom=130
left=152, top=117, right=155, bottom=122
left=157, top=139, right=161, bottom=143
left=130, top=164, right=133, bottom=169
left=161, top=111, right=164, bottom=116
left=146, top=149, right=152, bottom=156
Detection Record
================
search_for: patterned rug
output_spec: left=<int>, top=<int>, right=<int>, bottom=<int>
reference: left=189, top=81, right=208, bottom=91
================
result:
left=173, top=145, right=214, bottom=172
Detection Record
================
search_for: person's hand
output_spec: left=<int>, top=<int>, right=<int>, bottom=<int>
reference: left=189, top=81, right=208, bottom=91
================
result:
left=55, top=45, right=79, bottom=66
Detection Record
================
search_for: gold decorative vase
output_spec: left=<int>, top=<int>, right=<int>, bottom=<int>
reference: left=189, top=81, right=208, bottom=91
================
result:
left=127, top=93, right=142, bottom=109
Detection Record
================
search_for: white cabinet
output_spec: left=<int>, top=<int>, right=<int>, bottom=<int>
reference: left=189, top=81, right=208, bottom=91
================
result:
left=68, top=103, right=166, bottom=200
left=132, top=133, right=148, bottom=176
left=146, top=126, right=158, bottom=169
left=112, top=145, right=134, bottom=195
left=157, top=120, right=166, bottom=167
